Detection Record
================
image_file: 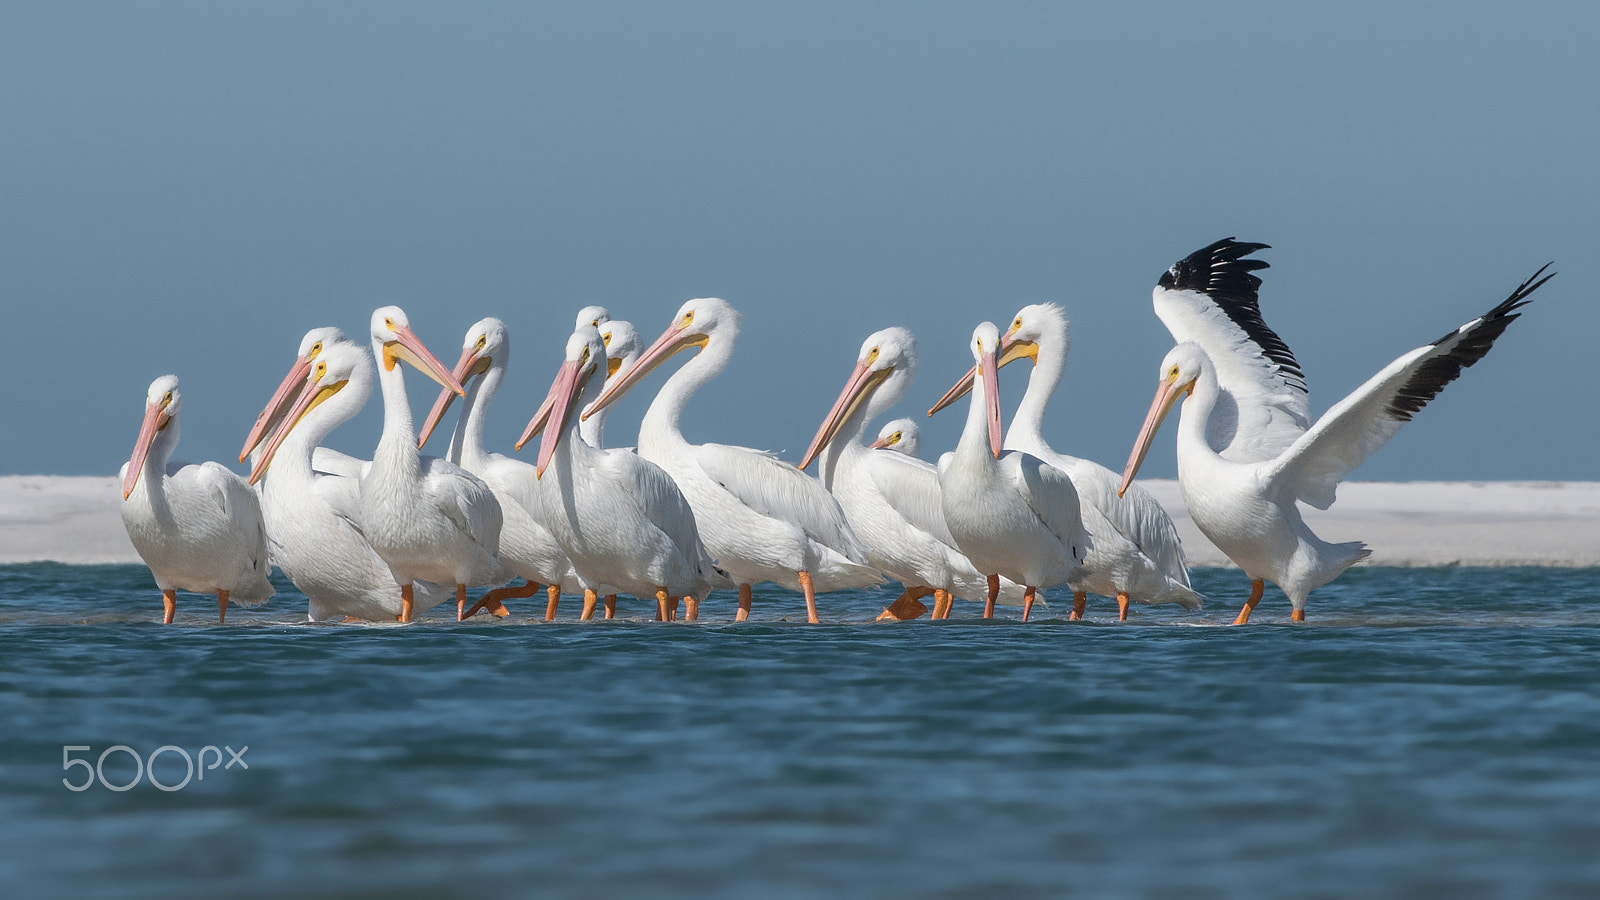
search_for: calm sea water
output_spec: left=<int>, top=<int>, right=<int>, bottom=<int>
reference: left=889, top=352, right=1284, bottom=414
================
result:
left=2, top=564, right=1598, bottom=898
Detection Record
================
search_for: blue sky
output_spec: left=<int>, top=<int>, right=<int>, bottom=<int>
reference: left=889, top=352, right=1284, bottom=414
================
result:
left=2, top=2, right=1593, bottom=480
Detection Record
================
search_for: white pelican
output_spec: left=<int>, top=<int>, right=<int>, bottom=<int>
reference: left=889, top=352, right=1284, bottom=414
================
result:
left=249, top=343, right=454, bottom=621
left=531, top=326, right=715, bottom=620
left=937, top=323, right=1088, bottom=621
left=357, top=306, right=507, bottom=622
left=869, top=418, right=922, bottom=457
left=239, top=327, right=366, bottom=479
left=480, top=315, right=646, bottom=620
left=799, top=328, right=1026, bottom=621
left=928, top=304, right=1200, bottom=621
left=583, top=298, right=881, bottom=623
left=416, top=317, right=575, bottom=621
left=1120, top=238, right=1553, bottom=623
left=121, top=375, right=274, bottom=624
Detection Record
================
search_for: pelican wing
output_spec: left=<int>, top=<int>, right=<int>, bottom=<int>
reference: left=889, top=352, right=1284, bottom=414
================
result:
left=694, top=442, right=865, bottom=558
left=422, top=455, right=503, bottom=545
left=191, top=462, right=271, bottom=572
left=602, top=449, right=708, bottom=567
left=1011, top=453, right=1088, bottom=562
left=311, top=447, right=369, bottom=479
left=864, top=450, right=957, bottom=547
left=1153, top=238, right=1310, bottom=462
left=1264, top=266, right=1550, bottom=509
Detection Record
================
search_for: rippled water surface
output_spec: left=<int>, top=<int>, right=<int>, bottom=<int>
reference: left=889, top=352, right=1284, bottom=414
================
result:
left=3, top=564, right=1599, bottom=898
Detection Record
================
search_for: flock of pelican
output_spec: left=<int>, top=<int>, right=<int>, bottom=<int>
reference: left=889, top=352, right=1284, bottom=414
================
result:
left=119, top=239, right=1553, bottom=626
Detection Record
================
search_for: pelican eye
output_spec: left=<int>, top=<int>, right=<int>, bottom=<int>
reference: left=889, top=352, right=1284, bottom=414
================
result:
left=316, top=361, right=327, bottom=379
left=476, top=335, right=487, bottom=351
left=161, top=391, right=173, bottom=407
left=602, top=332, right=613, bottom=347
left=590, top=318, right=601, bottom=327
left=309, top=342, right=323, bottom=357
left=680, top=311, right=695, bottom=327
left=867, top=347, right=879, bottom=363
left=889, top=431, right=901, bottom=445
left=1011, top=318, right=1022, bottom=332
left=1168, top=365, right=1181, bottom=380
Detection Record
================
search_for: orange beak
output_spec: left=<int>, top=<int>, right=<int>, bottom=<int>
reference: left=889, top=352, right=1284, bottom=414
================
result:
left=928, top=332, right=1035, bottom=417
left=123, top=401, right=170, bottom=499
left=979, top=344, right=1003, bottom=458
left=800, top=360, right=891, bottom=470
left=248, top=372, right=347, bottom=486
left=513, top=393, right=555, bottom=453
left=1118, top=376, right=1189, bottom=497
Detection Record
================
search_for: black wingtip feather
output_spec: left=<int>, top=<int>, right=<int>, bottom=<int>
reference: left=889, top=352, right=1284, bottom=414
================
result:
left=1159, top=238, right=1305, bottom=392
left=1386, top=264, right=1554, bottom=422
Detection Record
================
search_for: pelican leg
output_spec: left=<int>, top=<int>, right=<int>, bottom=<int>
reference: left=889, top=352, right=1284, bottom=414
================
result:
left=655, top=587, right=670, bottom=621
left=685, top=596, right=699, bottom=622
left=461, top=581, right=538, bottom=620
left=162, top=590, right=177, bottom=624
left=468, top=581, right=539, bottom=620
left=984, top=574, right=998, bottom=619
left=456, top=584, right=468, bottom=621
left=669, top=596, right=680, bottom=621
left=931, top=589, right=953, bottom=620
left=1022, top=586, right=1036, bottom=622
left=798, top=570, right=819, bottom=624
left=1292, top=607, right=1306, bottom=623
left=580, top=589, right=598, bottom=621
left=736, top=584, right=752, bottom=622
left=877, top=586, right=933, bottom=621
left=1069, top=591, right=1086, bottom=621
left=604, top=594, right=617, bottom=619
left=1231, top=580, right=1265, bottom=626
left=544, top=585, right=561, bottom=621
left=217, top=590, right=229, bottom=625
left=398, top=583, right=414, bottom=623
left=1117, top=592, right=1130, bottom=622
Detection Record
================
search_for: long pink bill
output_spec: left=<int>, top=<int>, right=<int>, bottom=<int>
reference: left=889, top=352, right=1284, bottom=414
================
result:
left=249, top=375, right=342, bottom=485
left=582, top=322, right=689, bottom=422
left=980, top=346, right=1003, bottom=458
left=417, top=345, right=484, bottom=449
left=1118, top=378, right=1186, bottom=497
left=535, top=359, right=588, bottom=478
left=239, top=356, right=311, bottom=462
left=800, top=361, right=890, bottom=471
left=513, top=394, right=554, bottom=452
left=929, top=364, right=976, bottom=417
left=123, top=402, right=169, bottom=499
left=387, top=325, right=466, bottom=397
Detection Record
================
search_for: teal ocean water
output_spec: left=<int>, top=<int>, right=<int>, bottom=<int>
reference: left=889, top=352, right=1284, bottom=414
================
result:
left=3, top=564, right=1599, bottom=898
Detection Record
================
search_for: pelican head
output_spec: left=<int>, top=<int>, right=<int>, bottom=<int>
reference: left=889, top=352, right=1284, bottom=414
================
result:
left=239, top=327, right=348, bottom=463
left=250, top=343, right=371, bottom=485
left=370, top=306, right=465, bottom=397
left=869, top=418, right=921, bottom=458
left=1119, top=342, right=1205, bottom=497
left=535, top=326, right=608, bottom=478
left=582, top=297, right=739, bottom=420
left=575, top=305, right=611, bottom=331
left=123, top=375, right=182, bottom=499
left=968, top=321, right=1005, bottom=459
left=927, top=302, right=1061, bottom=416
left=418, top=317, right=508, bottom=448
left=800, top=326, right=918, bottom=470
left=598, top=319, right=643, bottom=379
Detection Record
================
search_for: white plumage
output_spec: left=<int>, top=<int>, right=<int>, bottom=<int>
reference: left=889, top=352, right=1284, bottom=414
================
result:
left=928, top=304, right=1198, bottom=620
left=120, top=375, right=274, bottom=624
left=583, top=297, right=881, bottom=623
left=1121, top=238, right=1552, bottom=622
left=416, top=317, right=577, bottom=620
left=800, top=327, right=1026, bottom=620
left=532, top=326, right=715, bottom=620
left=249, top=342, right=454, bottom=621
left=356, top=306, right=507, bottom=622
left=937, top=323, right=1089, bottom=620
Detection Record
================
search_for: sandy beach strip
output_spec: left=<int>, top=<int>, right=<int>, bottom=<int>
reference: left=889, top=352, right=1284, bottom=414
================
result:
left=2, top=475, right=1597, bottom=568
